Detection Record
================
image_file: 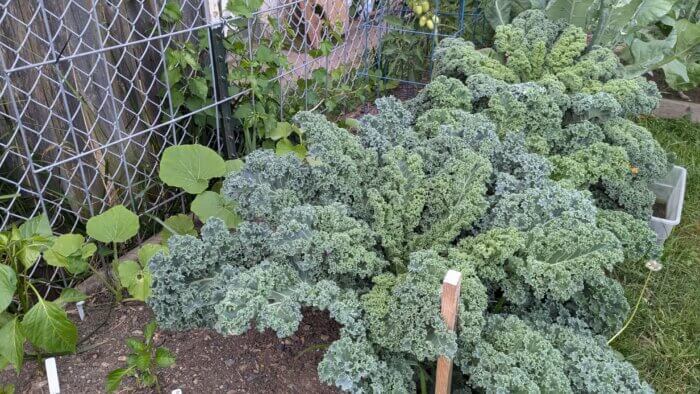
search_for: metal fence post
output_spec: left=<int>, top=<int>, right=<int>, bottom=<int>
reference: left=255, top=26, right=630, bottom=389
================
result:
left=205, top=0, right=238, bottom=158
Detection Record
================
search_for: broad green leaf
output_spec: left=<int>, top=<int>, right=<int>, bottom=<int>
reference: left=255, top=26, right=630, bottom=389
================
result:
left=0, top=317, right=24, bottom=372
left=105, top=367, right=130, bottom=393
left=665, top=60, right=700, bottom=90
left=21, top=298, right=77, bottom=353
left=662, top=59, right=689, bottom=81
left=117, top=261, right=152, bottom=301
left=267, top=122, right=295, bottom=141
left=627, top=0, right=677, bottom=29
left=233, top=102, right=253, bottom=120
left=0, top=265, right=16, bottom=312
left=226, top=0, right=264, bottom=18
left=275, top=139, right=307, bottom=159
left=54, top=288, right=87, bottom=306
left=158, top=144, right=226, bottom=194
left=545, top=0, right=595, bottom=27
left=82, top=242, right=97, bottom=259
left=164, top=67, right=182, bottom=88
left=675, top=19, right=700, bottom=54
left=483, top=0, right=513, bottom=28
left=86, top=205, right=140, bottom=244
left=155, top=347, right=176, bottom=368
left=16, top=236, right=52, bottom=270
left=160, top=214, right=197, bottom=242
left=191, top=191, right=241, bottom=228
left=44, top=234, right=83, bottom=267
left=144, top=321, right=157, bottom=343
left=384, top=15, right=404, bottom=27
left=188, top=77, right=209, bottom=99
left=225, top=159, right=245, bottom=174
left=138, top=244, right=165, bottom=266
left=602, top=0, right=676, bottom=43
left=626, top=35, right=676, bottom=75
left=18, top=214, right=52, bottom=238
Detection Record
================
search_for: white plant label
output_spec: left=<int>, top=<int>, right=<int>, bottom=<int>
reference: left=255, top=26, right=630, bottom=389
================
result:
left=45, top=357, right=60, bottom=394
left=76, top=301, right=85, bottom=321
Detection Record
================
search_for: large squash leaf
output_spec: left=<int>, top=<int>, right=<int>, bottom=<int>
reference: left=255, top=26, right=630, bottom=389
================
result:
left=158, top=144, right=226, bottom=194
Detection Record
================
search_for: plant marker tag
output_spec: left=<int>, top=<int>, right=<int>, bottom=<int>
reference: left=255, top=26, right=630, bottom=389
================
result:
left=76, top=301, right=85, bottom=321
left=172, top=390, right=183, bottom=394
left=45, top=357, right=60, bottom=394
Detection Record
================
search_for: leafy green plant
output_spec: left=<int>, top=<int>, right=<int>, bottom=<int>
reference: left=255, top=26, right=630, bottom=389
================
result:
left=148, top=13, right=669, bottom=393
left=481, top=0, right=700, bottom=91
left=0, top=215, right=90, bottom=372
left=158, top=144, right=242, bottom=228
left=105, top=321, right=175, bottom=393
left=160, top=0, right=383, bottom=158
left=85, top=205, right=146, bottom=302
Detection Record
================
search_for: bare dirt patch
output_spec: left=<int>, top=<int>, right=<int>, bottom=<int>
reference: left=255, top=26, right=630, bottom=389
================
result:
left=1, top=293, right=341, bottom=393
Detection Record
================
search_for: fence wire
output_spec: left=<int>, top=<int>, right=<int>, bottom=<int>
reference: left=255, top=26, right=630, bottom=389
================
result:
left=0, top=0, right=380, bottom=295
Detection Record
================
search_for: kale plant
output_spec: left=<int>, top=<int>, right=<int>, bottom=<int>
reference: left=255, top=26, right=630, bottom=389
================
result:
left=148, top=12, right=668, bottom=393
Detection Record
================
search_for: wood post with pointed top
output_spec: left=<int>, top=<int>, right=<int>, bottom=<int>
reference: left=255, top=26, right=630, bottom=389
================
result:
left=434, top=269, right=462, bottom=394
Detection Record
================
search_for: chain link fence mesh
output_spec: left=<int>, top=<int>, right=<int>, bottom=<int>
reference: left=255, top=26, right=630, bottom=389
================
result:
left=1, top=0, right=471, bottom=294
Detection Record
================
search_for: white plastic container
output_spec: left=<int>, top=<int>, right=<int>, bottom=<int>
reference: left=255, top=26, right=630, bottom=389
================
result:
left=649, top=165, right=687, bottom=244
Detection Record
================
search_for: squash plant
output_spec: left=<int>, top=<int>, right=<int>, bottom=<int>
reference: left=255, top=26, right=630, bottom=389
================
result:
left=0, top=215, right=91, bottom=372
left=158, top=144, right=242, bottom=228
left=85, top=205, right=159, bottom=302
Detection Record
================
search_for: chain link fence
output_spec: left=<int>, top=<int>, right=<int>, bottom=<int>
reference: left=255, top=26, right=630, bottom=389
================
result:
left=0, top=0, right=385, bottom=294
left=0, top=0, right=376, bottom=226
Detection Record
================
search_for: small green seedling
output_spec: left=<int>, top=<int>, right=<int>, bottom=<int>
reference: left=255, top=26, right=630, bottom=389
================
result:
left=106, top=321, right=175, bottom=393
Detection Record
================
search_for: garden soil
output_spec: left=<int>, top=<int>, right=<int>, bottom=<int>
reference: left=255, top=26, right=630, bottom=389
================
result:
left=0, top=292, right=341, bottom=393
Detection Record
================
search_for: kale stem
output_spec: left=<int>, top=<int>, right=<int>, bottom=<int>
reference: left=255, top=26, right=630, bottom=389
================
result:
left=607, top=270, right=652, bottom=345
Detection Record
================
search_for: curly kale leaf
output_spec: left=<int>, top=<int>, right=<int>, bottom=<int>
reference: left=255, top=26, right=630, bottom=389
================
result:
left=517, top=217, right=624, bottom=301
left=294, top=111, right=377, bottom=210
left=149, top=219, right=239, bottom=330
left=362, top=251, right=457, bottom=361
left=602, top=118, right=671, bottom=183
left=318, top=336, right=416, bottom=393
left=358, top=97, right=419, bottom=154
left=222, top=150, right=308, bottom=222
left=433, top=37, right=519, bottom=83
left=551, top=142, right=630, bottom=189
left=271, top=203, right=386, bottom=281
left=485, top=181, right=596, bottom=231
left=411, top=140, right=491, bottom=251
left=463, top=315, right=573, bottom=393
left=407, top=75, right=472, bottom=113
left=597, top=209, right=661, bottom=261
left=535, top=322, right=654, bottom=393
left=214, top=260, right=306, bottom=338
left=365, top=147, right=426, bottom=265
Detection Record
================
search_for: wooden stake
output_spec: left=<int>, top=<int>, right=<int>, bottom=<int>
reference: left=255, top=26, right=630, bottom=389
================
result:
left=434, top=269, right=462, bottom=394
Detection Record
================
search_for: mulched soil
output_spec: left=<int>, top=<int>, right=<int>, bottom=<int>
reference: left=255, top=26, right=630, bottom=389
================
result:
left=0, top=292, right=341, bottom=393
